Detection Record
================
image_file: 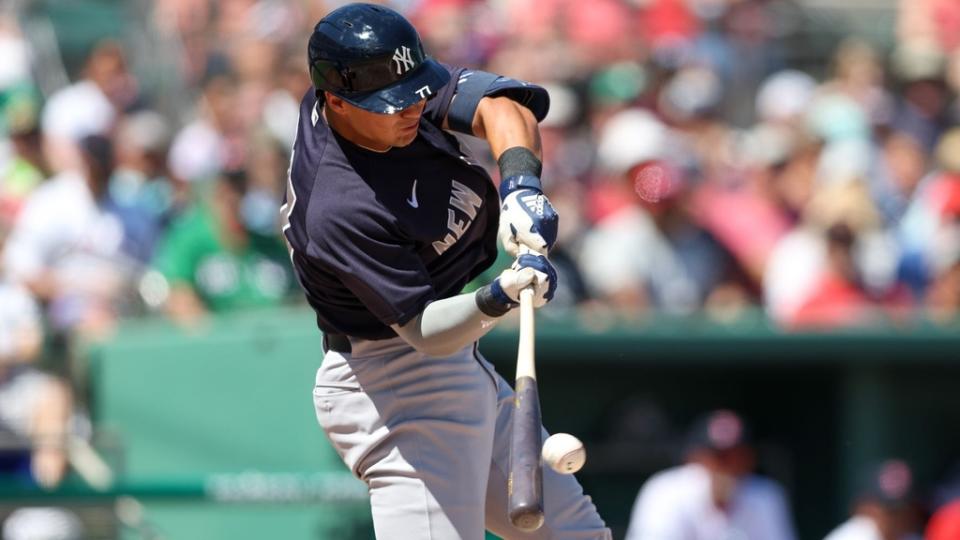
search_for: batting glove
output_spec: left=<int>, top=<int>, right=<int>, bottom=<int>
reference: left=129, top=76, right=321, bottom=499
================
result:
left=498, top=174, right=559, bottom=257
left=490, top=253, right=558, bottom=309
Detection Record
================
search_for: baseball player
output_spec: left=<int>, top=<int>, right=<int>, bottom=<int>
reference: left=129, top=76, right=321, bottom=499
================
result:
left=281, top=4, right=610, bottom=540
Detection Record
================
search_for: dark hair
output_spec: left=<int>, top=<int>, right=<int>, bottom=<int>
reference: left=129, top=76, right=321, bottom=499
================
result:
left=78, top=134, right=115, bottom=175
left=220, top=169, right=249, bottom=196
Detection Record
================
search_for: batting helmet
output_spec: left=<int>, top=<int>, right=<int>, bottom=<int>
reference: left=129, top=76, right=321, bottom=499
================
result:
left=308, top=3, right=450, bottom=114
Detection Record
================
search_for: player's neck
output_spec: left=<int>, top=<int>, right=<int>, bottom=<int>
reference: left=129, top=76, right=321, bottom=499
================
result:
left=323, top=107, right=393, bottom=153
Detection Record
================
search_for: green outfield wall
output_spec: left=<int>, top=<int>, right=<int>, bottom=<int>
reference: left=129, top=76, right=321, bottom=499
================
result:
left=6, top=307, right=958, bottom=540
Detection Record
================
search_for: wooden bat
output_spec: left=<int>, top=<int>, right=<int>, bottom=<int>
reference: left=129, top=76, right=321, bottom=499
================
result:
left=508, top=286, right=544, bottom=531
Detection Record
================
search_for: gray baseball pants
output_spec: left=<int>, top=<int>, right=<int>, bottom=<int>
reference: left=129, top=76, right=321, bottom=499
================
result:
left=313, top=336, right=611, bottom=540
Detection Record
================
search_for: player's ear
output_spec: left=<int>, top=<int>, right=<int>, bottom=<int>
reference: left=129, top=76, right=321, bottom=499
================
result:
left=325, top=92, right=348, bottom=115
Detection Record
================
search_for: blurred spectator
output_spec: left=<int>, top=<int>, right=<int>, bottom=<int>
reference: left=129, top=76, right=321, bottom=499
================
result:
left=927, top=467, right=960, bottom=538
left=765, top=182, right=905, bottom=327
left=0, top=223, right=72, bottom=489
left=1, top=507, right=83, bottom=540
left=41, top=40, right=139, bottom=174
left=889, top=41, right=951, bottom=153
left=152, top=171, right=295, bottom=324
left=820, top=38, right=893, bottom=129
left=824, top=459, right=922, bottom=540
left=168, top=69, right=246, bottom=183
left=581, top=108, right=747, bottom=316
left=2, top=135, right=142, bottom=337
left=898, top=0, right=960, bottom=53
left=898, top=128, right=960, bottom=299
left=922, top=224, right=960, bottom=323
left=0, top=85, right=47, bottom=223
left=411, top=0, right=489, bottom=67
left=260, top=55, right=312, bottom=151
left=0, top=16, right=31, bottom=94
left=756, top=70, right=818, bottom=128
left=871, top=129, right=928, bottom=225
left=926, top=500, right=960, bottom=540
left=624, top=409, right=796, bottom=540
left=110, top=110, right=179, bottom=262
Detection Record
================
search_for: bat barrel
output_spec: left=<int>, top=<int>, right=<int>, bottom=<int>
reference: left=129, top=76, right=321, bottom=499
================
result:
left=508, top=375, right=544, bottom=531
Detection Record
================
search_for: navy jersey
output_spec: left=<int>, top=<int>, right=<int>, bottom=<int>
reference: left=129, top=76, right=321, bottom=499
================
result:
left=281, top=64, right=548, bottom=340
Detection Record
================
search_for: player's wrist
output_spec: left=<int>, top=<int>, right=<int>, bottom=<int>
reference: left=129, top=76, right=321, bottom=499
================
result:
left=498, top=147, right=542, bottom=199
left=475, top=281, right=516, bottom=317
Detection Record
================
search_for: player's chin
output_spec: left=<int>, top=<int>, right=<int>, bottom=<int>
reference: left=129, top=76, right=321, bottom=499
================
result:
left=394, top=127, right=419, bottom=147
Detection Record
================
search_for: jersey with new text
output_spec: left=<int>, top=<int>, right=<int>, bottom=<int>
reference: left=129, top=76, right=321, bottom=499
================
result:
left=281, top=65, right=548, bottom=339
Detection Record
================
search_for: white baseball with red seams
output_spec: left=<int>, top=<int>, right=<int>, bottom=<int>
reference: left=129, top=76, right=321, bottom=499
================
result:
left=542, top=433, right=586, bottom=474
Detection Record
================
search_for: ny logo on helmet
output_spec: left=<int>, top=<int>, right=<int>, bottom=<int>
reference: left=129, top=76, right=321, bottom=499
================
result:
left=393, top=46, right=415, bottom=75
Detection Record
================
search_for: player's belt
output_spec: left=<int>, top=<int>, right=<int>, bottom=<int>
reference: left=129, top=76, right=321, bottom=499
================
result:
left=323, top=333, right=352, bottom=353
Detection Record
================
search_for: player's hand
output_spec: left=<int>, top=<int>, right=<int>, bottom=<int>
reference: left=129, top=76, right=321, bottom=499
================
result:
left=492, top=253, right=558, bottom=308
left=498, top=176, right=559, bottom=257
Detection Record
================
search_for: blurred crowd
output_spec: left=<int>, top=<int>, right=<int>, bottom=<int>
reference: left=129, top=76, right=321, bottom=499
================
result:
left=623, top=409, right=960, bottom=540
left=1, top=0, right=960, bottom=533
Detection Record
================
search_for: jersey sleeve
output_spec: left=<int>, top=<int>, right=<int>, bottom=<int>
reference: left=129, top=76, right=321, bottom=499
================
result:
left=308, top=205, right=436, bottom=327
left=423, top=64, right=551, bottom=135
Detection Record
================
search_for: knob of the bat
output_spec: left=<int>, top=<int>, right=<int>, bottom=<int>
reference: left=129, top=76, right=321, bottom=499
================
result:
left=510, top=507, right=545, bottom=531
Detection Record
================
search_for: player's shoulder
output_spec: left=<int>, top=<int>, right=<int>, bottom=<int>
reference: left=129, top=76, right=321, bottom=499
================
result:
left=301, top=171, right=396, bottom=246
left=292, top=90, right=333, bottom=160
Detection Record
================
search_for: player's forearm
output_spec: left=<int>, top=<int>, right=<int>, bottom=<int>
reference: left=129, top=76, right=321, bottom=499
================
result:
left=473, top=96, right=542, bottom=160
left=391, top=289, right=506, bottom=357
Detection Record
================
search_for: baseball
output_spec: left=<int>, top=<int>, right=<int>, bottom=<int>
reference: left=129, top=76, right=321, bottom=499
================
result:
left=542, top=433, right=586, bottom=474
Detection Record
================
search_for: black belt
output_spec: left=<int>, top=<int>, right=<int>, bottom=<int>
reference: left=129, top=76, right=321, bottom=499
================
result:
left=323, top=333, right=352, bottom=353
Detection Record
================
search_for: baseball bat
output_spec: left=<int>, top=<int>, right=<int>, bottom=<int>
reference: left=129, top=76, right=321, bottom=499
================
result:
left=508, top=285, right=544, bottom=531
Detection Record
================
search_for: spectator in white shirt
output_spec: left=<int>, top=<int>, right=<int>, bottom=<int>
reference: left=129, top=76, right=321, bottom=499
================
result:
left=824, top=459, right=922, bottom=540
left=625, top=409, right=797, bottom=540
left=3, top=135, right=138, bottom=336
left=0, top=222, right=72, bottom=488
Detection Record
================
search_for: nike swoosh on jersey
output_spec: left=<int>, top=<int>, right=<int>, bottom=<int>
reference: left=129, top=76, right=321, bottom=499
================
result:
left=407, top=179, right=419, bottom=208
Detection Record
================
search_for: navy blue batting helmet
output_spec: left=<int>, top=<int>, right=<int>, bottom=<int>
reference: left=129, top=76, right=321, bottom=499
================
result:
left=308, top=3, right=450, bottom=114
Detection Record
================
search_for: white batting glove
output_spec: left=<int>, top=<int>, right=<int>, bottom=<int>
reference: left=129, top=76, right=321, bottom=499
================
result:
left=498, top=188, right=559, bottom=257
left=491, top=253, right=558, bottom=308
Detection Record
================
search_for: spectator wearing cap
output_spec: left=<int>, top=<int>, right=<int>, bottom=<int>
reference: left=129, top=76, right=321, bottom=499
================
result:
left=580, top=108, right=746, bottom=316
left=624, top=409, right=796, bottom=540
left=824, top=459, right=921, bottom=540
